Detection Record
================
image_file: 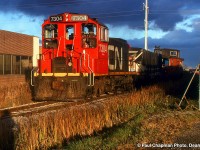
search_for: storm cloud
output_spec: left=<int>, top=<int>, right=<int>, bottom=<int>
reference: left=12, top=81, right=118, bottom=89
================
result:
left=0, top=0, right=199, bottom=67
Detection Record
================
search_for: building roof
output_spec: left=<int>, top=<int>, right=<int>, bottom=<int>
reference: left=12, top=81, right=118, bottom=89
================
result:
left=154, top=46, right=180, bottom=52
left=0, top=30, right=35, bottom=56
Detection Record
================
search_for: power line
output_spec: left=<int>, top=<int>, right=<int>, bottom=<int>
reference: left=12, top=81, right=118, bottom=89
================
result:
left=90, top=10, right=143, bottom=16
left=0, top=0, right=199, bottom=13
left=0, top=10, right=144, bottom=22
left=92, top=13, right=143, bottom=18
left=0, top=0, right=199, bottom=17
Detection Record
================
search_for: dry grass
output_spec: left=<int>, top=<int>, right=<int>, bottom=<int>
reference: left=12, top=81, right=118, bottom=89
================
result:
left=0, top=82, right=32, bottom=109
left=140, top=111, right=200, bottom=144
left=114, top=110, right=200, bottom=150
left=0, top=85, right=166, bottom=149
left=1, top=71, right=198, bottom=149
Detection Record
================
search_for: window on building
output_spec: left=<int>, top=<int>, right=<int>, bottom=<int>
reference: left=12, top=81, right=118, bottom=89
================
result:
left=0, top=54, right=31, bottom=75
left=29, top=56, right=33, bottom=67
left=12, top=55, right=21, bottom=74
left=155, top=50, right=162, bottom=55
left=0, top=54, right=3, bottom=74
left=4, top=54, right=11, bottom=74
left=162, top=58, right=169, bottom=66
left=21, top=56, right=29, bottom=74
left=170, top=51, right=177, bottom=56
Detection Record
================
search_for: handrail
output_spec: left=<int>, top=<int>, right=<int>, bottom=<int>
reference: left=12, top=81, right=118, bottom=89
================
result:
left=82, top=50, right=94, bottom=86
left=31, top=67, right=39, bottom=86
left=82, top=50, right=93, bottom=73
left=57, top=37, right=62, bottom=57
left=133, top=52, right=143, bottom=62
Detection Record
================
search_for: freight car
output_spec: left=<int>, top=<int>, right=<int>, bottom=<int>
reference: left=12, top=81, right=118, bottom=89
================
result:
left=32, top=12, right=162, bottom=100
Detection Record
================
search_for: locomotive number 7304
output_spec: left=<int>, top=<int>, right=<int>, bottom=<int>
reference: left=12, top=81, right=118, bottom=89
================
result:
left=50, top=16, right=63, bottom=22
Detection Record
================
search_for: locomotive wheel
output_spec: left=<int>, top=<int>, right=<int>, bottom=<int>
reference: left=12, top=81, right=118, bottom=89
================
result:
left=93, top=81, right=100, bottom=97
left=85, top=86, right=94, bottom=99
left=125, top=83, right=133, bottom=92
left=95, top=88, right=100, bottom=97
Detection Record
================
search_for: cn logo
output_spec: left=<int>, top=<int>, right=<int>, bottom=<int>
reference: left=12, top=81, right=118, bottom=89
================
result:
left=108, top=45, right=123, bottom=70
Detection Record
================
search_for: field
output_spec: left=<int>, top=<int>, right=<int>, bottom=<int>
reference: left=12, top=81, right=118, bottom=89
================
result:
left=63, top=109, right=200, bottom=150
left=0, top=71, right=199, bottom=149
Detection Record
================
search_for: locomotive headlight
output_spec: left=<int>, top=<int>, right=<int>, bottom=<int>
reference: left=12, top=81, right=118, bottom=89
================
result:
left=68, top=62, right=72, bottom=66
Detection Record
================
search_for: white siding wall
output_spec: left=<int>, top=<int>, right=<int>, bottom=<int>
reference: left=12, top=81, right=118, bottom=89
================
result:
left=33, top=37, right=39, bottom=67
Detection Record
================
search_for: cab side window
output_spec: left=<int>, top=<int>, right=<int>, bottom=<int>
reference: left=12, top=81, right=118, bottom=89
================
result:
left=100, top=27, right=109, bottom=42
left=82, top=24, right=97, bottom=48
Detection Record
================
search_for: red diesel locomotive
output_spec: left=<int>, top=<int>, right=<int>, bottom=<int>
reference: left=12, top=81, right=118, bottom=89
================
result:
left=33, top=12, right=161, bottom=100
left=40, top=13, right=109, bottom=75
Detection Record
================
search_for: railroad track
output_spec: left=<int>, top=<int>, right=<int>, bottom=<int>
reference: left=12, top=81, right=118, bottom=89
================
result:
left=0, top=100, right=81, bottom=119
left=0, top=93, right=117, bottom=119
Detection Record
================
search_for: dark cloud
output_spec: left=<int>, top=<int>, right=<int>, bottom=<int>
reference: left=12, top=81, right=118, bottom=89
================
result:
left=128, top=39, right=199, bottom=67
left=149, top=0, right=183, bottom=31
left=1, top=0, right=199, bottom=30
left=0, top=0, right=199, bottom=67
left=0, top=0, right=82, bottom=16
left=0, top=0, right=144, bottom=27
left=128, top=26, right=200, bottom=67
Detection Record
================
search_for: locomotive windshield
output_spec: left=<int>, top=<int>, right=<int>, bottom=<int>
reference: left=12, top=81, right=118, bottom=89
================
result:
left=82, top=23, right=97, bottom=48
left=66, top=25, right=74, bottom=40
left=43, top=24, right=58, bottom=49
left=44, top=24, right=58, bottom=38
left=82, top=24, right=96, bottom=35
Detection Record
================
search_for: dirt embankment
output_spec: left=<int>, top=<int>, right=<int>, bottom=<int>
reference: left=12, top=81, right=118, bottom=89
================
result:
left=0, top=75, right=32, bottom=109
left=175, top=120, right=200, bottom=144
left=138, top=110, right=200, bottom=149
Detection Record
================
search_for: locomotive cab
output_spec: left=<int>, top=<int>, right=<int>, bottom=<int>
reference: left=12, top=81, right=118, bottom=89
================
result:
left=39, top=13, right=109, bottom=75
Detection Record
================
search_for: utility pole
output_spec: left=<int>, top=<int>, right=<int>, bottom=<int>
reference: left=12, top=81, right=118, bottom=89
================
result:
left=144, top=0, right=149, bottom=50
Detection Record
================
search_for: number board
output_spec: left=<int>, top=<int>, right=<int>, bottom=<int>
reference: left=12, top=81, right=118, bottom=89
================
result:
left=50, top=15, right=63, bottom=22
left=71, top=15, right=88, bottom=21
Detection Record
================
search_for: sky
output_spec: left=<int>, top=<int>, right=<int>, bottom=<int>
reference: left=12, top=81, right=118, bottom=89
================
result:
left=0, top=0, right=199, bottom=67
